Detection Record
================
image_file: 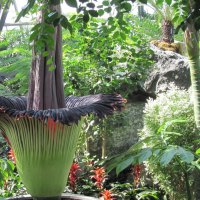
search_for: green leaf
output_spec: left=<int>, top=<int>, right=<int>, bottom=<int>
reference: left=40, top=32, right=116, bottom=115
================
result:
left=104, top=7, right=112, bottom=13
left=15, top=0, right=36, bottom=22
left=165, top=0, right=172, bottom=5
left=87, top=2, right=95, bottom=8
left=116, top=156, right=135, bottom=175
left=88, top=10, right=99, bottom=17
left=60, top=15, right=73, bottom=34
left=98, top=9, right=104, bottom=16
left=102, top=0, right=109, bottom=6
left=155, top=0, right=163, bottom=5
left=138, top=148, right=152, bottom=163
left=83, top=11, right=90, bottom=23
left=121, top=2, right=132, bottom=12
left=65, top=0, right=77, bottom=8
left=177, top=147, right=194, bottom=163
left=160, top=147, right=177, bottom=166
left=196, top=148, right=200, bottom=155
left=42, top=51, right=49, bottom=57
left=47, top=58, right=52, bottom=65
left=113, top=31, right=120, bottom=38
left=120, top=32, right=126, bottom=40
left=29, top=30, right=38, bottom=42
left=53, top=17, right=61, bottom=27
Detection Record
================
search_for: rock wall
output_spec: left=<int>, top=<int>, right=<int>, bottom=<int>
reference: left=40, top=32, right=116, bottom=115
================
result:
left=91, top=45, right=191, bottom=157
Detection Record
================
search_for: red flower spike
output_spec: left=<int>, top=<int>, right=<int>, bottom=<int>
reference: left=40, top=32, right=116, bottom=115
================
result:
left=133, top=164, right=141, bottom=188
left=91, top=167, right=106, bottom=190
left=8, top=148, right=16, bottom=164
left=69, top=162, right=81, bottom=192
left=101, top=189, right=114, bottom=200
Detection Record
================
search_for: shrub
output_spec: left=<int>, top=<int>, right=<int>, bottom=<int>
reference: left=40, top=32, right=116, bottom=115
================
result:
left=141, top=85, right=198, bottom=200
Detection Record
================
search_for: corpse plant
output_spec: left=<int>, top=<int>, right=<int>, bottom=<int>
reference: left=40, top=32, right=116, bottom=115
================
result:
left=0, top=0, right=127, bottom=199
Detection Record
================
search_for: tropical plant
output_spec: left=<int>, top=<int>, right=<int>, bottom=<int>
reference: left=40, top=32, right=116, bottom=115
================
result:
left=0, top=0, right=130, bottom=199
left=145, top=0, right=175, bottom=43
left=0, top=29, right=31, bottom=95
left=106, top=86, right=199, bottom=200
left=0, top=0, right=12, bottom=34
left=63, top=16, right=153, bottom=97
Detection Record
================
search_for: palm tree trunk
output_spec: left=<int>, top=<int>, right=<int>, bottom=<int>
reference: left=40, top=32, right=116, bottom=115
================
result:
left=184, top=23, right=200, bottom=129
left=0, top=0, right=12, bottom=33
left=162, top=19, right=174, bottom=43
left=27, top=4, right=65, bottom=110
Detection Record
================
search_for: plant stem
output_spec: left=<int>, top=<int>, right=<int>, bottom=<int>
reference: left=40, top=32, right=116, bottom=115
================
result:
left=175, top=157, right=192, bottom=200
left=184, top=171, right=192, bottom=200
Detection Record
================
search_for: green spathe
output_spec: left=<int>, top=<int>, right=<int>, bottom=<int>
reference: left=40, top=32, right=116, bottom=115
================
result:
left=0, top=115, right=82, bottom=197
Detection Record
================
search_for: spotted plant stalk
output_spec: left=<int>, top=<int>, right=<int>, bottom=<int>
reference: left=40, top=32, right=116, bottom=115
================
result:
left=0, top=94, right=125, bottom=199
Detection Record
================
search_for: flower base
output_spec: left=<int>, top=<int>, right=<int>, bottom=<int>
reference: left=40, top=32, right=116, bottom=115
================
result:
left=6, top=193, right=98, bottom=200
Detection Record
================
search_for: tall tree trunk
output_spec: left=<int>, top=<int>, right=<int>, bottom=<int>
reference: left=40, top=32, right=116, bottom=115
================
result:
left=0, top=0, right=12, bottom=33
left=162, top=19, right=174, bottom=43
left=27, top=4, right=65, bottom=110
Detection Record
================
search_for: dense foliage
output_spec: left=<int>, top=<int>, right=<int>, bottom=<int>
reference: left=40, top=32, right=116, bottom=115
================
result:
left=63, top=15, right=153, bottom=97
left=0, top=29, right=31, bottom=95
left=142, top=85, right=198, bottom=200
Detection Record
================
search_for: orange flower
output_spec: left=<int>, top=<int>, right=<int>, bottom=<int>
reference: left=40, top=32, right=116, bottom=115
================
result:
left=91, top=167, right=106, bottom=189
left=101, top=189, right=114, bottom=200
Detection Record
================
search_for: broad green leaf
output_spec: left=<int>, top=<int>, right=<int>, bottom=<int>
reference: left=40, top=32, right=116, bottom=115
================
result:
left=102, top=0, right=109, bottom=6
left=88, top=10, right=99, bottom=17
left=138, top=148, right=152, bottom=163
left=65, top=0, right=77, bottom=8
left=104, top=7, right=112, bottom=13
left=47, top=58, right=52, bottom=65
left=160, top=147, right=177, bottom=166
left=87, top=2, right=95, bottom=8
left=116, top=156, right=135, bottom=175
left=196, top=148, right=200, bottom=155
left=15, top=0, right=36, bottom=22
left=83, top=11, right=90, bottom=23
left=177, top=147, right=194, bottom=163
left=98, top=9, right=104, bottom=16
left=121, top=2, right=132, bottom=12
left=60, top=15, right=73, bottom=34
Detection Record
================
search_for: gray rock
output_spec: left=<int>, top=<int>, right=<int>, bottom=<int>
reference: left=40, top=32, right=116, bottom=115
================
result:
left=144, top=44, right=190, bottom=95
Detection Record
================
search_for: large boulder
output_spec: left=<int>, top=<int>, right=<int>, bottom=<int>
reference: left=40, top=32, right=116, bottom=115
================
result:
left=144, top=44, right=190, bottom=95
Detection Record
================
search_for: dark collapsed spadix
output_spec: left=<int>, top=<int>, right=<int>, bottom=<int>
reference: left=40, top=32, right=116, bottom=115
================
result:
left=0, top=94, right=126, bottom=125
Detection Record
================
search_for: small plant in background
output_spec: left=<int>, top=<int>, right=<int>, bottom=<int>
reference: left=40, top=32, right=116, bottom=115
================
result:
left=91, top=167, right=106, bottom=190
left=0, top=135, right=25, bottom=198
left=69, top=162, right=81, bottom=192
left=106, top=85, right=199, bottom=200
